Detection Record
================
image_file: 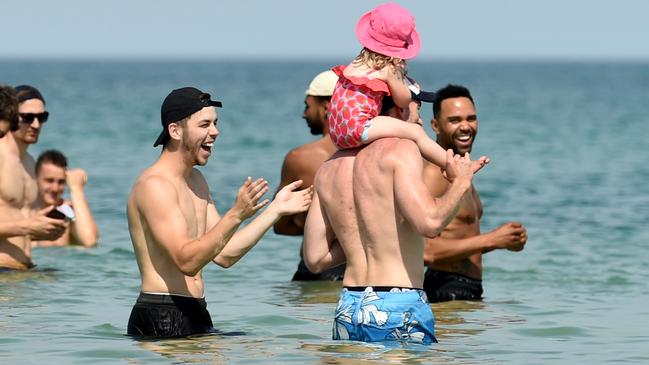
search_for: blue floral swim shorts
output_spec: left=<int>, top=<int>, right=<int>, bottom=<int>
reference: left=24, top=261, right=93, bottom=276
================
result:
left=332, top=287, right=437, bottom=343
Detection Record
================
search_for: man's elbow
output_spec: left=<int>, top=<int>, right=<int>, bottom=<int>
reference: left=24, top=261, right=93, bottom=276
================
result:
left=212, top=255, right=236, bottom=269
left=305, top=260, right=325, bottom=274
left=176, top=258, right=204, bottom=276
left=420, top=218, right=443, bottom=239
left=179, top=265, right=201, bottom=277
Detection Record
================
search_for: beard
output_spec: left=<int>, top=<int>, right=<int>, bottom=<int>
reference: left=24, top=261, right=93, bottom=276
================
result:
left=309, top=124, right=323, bottom=135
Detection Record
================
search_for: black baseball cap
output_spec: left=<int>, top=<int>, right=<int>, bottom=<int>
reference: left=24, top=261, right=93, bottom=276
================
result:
left=154, top=87, right=222, bottom=147
left=406, top=77, right=436, bottom=103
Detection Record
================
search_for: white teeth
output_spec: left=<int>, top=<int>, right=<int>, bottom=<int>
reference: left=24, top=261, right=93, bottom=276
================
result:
left=203, top=142, right=213, bottom=147
left=456, top=135, right=471, bottom=141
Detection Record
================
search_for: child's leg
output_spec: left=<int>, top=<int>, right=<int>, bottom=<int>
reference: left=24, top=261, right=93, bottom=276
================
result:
left=363, top=116, right=447, bottom=168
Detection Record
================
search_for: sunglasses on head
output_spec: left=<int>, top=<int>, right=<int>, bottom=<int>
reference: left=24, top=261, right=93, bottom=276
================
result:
left=19, top=112, right=49, bottom=124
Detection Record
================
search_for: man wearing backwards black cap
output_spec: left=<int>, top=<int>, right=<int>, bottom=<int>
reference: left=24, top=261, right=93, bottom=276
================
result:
left=126, top=87, right=313, bottom=338
left=0, top=85, right=67, bottom=270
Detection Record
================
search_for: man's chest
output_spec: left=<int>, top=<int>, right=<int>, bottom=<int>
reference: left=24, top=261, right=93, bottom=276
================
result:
left=176, top=187, right=208, bottom=238
left=454, top=187, right=482, bottom=226
left=0, top=156, right=37, bottom=208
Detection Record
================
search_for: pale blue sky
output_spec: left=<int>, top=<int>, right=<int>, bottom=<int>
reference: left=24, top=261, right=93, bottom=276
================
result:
left=4, top=0, right=648, bottom=60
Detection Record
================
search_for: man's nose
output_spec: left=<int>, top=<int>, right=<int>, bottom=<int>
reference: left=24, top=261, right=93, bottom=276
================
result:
left=209, top=125, right=219, bottom=138
left=30, top=118, right=42, bottom=129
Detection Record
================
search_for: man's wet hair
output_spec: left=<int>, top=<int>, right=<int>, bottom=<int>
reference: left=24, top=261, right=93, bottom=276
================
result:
left=433, top=84, right=474, bottom=118
left=0, top=85, right=19, bottom=131
left=36, top=149, right=68, bottom=174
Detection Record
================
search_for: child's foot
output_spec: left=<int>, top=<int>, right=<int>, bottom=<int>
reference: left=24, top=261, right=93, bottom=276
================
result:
left=471, top=155, right=490, bottom=173
left=406, top=102, right=422, bottom=125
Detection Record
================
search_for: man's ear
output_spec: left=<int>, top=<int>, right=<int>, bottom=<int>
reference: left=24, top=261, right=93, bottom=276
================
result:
left=168, top=122, right=182, bottom=142
left=320, top=100, right=330, bottom=120
left=430, top=118, right=440, bottom=134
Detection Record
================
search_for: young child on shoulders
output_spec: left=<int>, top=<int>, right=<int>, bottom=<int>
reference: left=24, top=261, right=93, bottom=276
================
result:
left=329, top=2, right=488, bottom=172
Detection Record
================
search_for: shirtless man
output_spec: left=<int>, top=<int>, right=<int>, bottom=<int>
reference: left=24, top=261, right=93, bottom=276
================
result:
left=304, top=97, right=476, bottom=343
left=273, top=70, right=345, bottom=281
left=301, top=100, right=411, bottom=287
left=423, top=84, right=528, bottom=302
left=126, top=87, right=312, bottom=338
left=32, top=150, right=99, bottom=247
left=0, top=85, right=67, bottom=270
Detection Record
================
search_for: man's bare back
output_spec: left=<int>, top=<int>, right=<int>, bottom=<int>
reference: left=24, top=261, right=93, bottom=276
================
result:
left=305, top=132, right=476, bottom=342
left=303, top=149, right=365, bottom=287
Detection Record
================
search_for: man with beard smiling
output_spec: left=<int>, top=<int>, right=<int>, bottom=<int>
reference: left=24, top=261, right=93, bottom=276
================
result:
left=0, top=85, right=67, bottom=270
left=423, top=84, right=528, bottom=302
left=273, top=70, right=346, bottom=281
left=126, top=87, right=313, bottom=338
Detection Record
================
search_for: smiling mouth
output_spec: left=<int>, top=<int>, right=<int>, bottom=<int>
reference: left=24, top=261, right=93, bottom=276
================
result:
left=455, top=134, right=472, bottom=144
left=201, top=142, right=213, bottom=152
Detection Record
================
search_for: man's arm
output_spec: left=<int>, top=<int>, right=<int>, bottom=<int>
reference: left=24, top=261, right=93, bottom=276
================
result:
left=394, top=146, right=473, bottom=238
left=424, top=222, right=528, bottom=266
left=0, top=207, right=67, bottom=240
left=420, top=165, right=527, bottom=265
left=303, top=189, right=345, bottom=273
left=67, top=169, right=99, bottom=247
left=273, top=149, right=318, bottom=235
left=212, top=180, right=313, bottom=267
left=136, top=176, right=268, bottom=276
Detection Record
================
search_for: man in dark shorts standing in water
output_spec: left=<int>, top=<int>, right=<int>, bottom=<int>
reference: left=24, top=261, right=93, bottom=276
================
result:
left=126, top=87, right=312, bottom=338
left=423, top=84, right=528, bottom=302
left=273, top=70, right=346, bottom=281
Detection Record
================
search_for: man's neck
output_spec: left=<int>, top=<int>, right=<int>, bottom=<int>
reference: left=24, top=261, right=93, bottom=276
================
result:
left=16, top=138, right=29, bottom=157
left=158, top=148, right=194, bottom=178
left=2, top=132, right=27, bottom=158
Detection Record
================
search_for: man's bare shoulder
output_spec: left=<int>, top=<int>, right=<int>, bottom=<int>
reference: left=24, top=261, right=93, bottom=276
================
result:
left=130, top=169, right=177, bottom=205
left=422, top=160, right=449, bottom=197
left=365, top=138, right=420, bottom=163
left=285, top=138, right=332, bottom=169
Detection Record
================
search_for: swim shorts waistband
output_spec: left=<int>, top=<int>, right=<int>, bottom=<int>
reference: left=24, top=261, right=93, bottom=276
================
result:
left=344, top=286, right=423, bottom=292
left=136, top=292, right=207, bottom=306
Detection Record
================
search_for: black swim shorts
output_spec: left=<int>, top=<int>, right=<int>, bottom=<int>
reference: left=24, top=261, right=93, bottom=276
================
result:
left=127, top=292, right=214, bottom=338
left=423, top=269, right=483, bottom=303
left=291, top=258, right=345, bottom=281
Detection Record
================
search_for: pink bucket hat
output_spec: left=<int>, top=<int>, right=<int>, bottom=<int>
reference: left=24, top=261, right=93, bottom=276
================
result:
left=355, top=2, right=421, bottom=60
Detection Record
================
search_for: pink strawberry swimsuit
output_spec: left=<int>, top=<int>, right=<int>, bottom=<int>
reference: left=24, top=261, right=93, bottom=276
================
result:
left=328, top=65, right=391, bottom=149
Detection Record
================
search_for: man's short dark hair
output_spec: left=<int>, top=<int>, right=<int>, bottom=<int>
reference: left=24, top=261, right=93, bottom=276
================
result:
left=433, top=84, right=475, bottom=118
left=314, top=95, right=331, bottom=104
left=36, top=150, right=68, bottom=174
left=0, top=85, right=19, bottom=131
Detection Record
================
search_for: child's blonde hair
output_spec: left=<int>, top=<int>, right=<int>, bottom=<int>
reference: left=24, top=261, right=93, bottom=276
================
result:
left=353, top=48, right=407, bottom=79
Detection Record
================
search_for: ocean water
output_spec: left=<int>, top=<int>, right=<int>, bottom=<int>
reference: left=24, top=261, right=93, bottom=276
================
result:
left=1, top=60, right=648, bottom=364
